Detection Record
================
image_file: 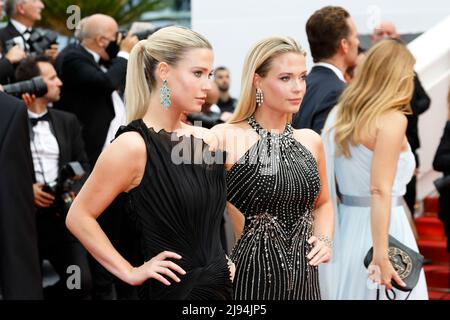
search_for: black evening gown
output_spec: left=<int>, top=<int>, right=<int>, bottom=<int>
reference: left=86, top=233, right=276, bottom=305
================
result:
left=227, top=116, right=322, bottom=300
left=115, top=119, right=232, bottom=300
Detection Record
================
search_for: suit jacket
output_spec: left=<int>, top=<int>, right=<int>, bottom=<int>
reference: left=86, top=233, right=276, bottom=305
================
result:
left=0, top=92, right=43, bottom=299
left=406, top=74, right=431, bottom=166
left=433, top=121, right=450, bottom=224
left=0, top=21, right=33, bottom=84
left=292, top=66, right=345, bottom=134
left=0, top=21, right=23, bottom=53
left=0, top=56, right=15, bottom=85
left=0, top=22, right=19, bottom=84
left=53, top=43, right=127, bottom=167
left=30, top=108, right=90, bottom=183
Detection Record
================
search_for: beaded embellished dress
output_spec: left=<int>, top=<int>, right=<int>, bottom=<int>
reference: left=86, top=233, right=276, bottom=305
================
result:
left=227, top=116, right=322, bottom=300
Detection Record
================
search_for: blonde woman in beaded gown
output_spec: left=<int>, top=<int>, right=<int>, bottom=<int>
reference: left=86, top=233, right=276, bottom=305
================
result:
left=212, top=36, right=334, bottom=300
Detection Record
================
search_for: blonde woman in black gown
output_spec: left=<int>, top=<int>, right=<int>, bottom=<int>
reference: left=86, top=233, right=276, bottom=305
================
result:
left=66, top=26, right=234, bottom=300
left=212, top=36, right=334, bottom=300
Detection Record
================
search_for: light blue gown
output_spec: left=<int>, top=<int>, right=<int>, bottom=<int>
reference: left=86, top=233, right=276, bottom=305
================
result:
left=319, top=109, right=428, bottom=300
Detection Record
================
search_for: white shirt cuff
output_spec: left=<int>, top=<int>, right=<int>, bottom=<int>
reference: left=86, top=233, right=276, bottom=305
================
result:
left=117, top=51, right=129, bottom=60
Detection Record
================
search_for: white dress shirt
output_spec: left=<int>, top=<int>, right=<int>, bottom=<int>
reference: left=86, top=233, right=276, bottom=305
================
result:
left=28, top=110, right=60, bottom=184
left=314, top=62, right=346, bottom=83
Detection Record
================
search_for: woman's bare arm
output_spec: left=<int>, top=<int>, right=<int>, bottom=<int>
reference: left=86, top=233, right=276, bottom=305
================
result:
left=66, top=132, right=185, bottom=286
left=369, top=111, right=407, bottom=289
left=296, top=129, right=334, bottom=266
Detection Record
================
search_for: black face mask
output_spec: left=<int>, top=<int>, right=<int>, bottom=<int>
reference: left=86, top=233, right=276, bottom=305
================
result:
left=105, top=40, right=119, bottom=59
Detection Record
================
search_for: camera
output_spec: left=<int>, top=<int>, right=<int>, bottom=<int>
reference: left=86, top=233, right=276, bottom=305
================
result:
left=5, top=29, right=58, bottom=57
left=2, top=76, right=48, bottom=97
left=42, top=162, right=86, bottom=216
left=118, top=25, right=169, bottom=41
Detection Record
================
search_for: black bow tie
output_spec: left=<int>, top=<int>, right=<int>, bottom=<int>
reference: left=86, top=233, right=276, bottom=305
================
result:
left=30, top=113, right=50, bottom=127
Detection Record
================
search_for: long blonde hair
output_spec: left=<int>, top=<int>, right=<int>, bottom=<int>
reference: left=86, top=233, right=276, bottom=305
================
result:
left=333, top=39, right=415, bottom=157
left=228, top=36, right=306, bottom=124
left=124, top=26, right=212, bottom=122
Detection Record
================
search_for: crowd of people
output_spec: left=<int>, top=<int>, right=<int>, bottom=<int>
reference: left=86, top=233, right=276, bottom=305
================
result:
left=0, top=0, right=448, bottom=301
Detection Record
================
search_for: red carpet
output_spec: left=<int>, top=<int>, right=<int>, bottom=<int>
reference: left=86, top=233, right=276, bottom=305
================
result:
left=416, top=195, right=450, bottom=300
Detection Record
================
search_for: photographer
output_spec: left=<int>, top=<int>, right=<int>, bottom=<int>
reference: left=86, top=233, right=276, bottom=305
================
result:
left=433, top=88, right=450, bottom=253
left=0, top=0, right=27, bottom=84
left=15, top=55, right=92, bottom=299
left=0, top=0, right=58, bottom=57
left=54, top=14, right=137, bottom=168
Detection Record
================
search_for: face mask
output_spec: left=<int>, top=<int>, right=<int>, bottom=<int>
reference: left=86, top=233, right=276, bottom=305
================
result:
left=105, top=40, right=119, bottom=59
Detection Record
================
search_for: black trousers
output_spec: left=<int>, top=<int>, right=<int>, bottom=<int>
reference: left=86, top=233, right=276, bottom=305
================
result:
left=36, top=209, right=92, bottom=299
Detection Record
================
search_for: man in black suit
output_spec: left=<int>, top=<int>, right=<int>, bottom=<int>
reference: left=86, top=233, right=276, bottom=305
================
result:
left=292, top=6, right=359, bottom=133
left=0, top=0, right=27, bottom=84
left=371, top=21, right=431, bottom=215
left=0, top=90, right=43, bottom=299
left=0, top=0, right=57, bottom=60
left=54, top=14, right=137, bottom=168
left=15, top=55, right=92, bottom=299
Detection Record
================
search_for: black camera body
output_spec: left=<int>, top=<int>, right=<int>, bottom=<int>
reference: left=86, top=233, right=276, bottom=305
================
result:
left=42, top=162, right=85, bottom=216
left=118, top=25, right=169, bottom=41
left=2, top=76, right=48, bottom=98
left=5, top=28, right=58, bottom=57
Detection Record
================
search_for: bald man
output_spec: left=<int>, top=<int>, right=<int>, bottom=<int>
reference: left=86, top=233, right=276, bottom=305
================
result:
left=371, top=21, right=400, bottom=44
left=54, top=14, right=137, bottom=167
left=372, top=21, right=431, bottom=215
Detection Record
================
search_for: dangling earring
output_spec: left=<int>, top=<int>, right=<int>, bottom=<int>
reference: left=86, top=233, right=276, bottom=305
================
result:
left=160, top=80, right=171, bottom=109
left=256, top=88, right=264, bottom=107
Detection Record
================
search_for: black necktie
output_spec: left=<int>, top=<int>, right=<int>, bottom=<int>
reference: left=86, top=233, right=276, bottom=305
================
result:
left=30, top=113, right=50, bottom=127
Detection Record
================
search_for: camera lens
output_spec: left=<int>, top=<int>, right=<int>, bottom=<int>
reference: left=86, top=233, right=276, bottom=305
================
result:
left=3, top=76, right=48, bottom=98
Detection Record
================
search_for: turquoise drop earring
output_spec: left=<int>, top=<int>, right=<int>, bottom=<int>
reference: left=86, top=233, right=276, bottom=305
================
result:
left=160, top=80, right=171, bottom=109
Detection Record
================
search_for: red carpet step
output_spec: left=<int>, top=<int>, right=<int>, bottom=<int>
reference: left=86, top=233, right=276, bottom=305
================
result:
left=428, top=290, right=450, bottom=300
left=418, top=239, right=449, bottom=263
left=423, top=196, right=440, bottom=215
left=424, top=264, right=450, bottom=289
left=415, top=216, right=446, bottom=240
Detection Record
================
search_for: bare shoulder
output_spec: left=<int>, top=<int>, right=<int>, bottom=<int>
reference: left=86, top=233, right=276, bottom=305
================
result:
left=189, top=125, right=221, bottom=151
left=378, top=111, right=408, bottom=130
left=211, top=121, right=249, bottom=135
left=375, top=111, right=408, bottom=150
left=293, top=128, right=323, bottom=159
left=101, top=131, right=147, bottom=171
left=211, top=121, right=252, bottom=144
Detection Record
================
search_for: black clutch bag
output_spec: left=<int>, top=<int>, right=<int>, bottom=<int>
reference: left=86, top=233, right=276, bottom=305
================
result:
left=364, top=235, right=424, bottom=295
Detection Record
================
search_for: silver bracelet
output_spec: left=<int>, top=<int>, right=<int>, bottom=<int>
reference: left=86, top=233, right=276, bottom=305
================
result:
left=316, top=234, right=333, bottom=248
